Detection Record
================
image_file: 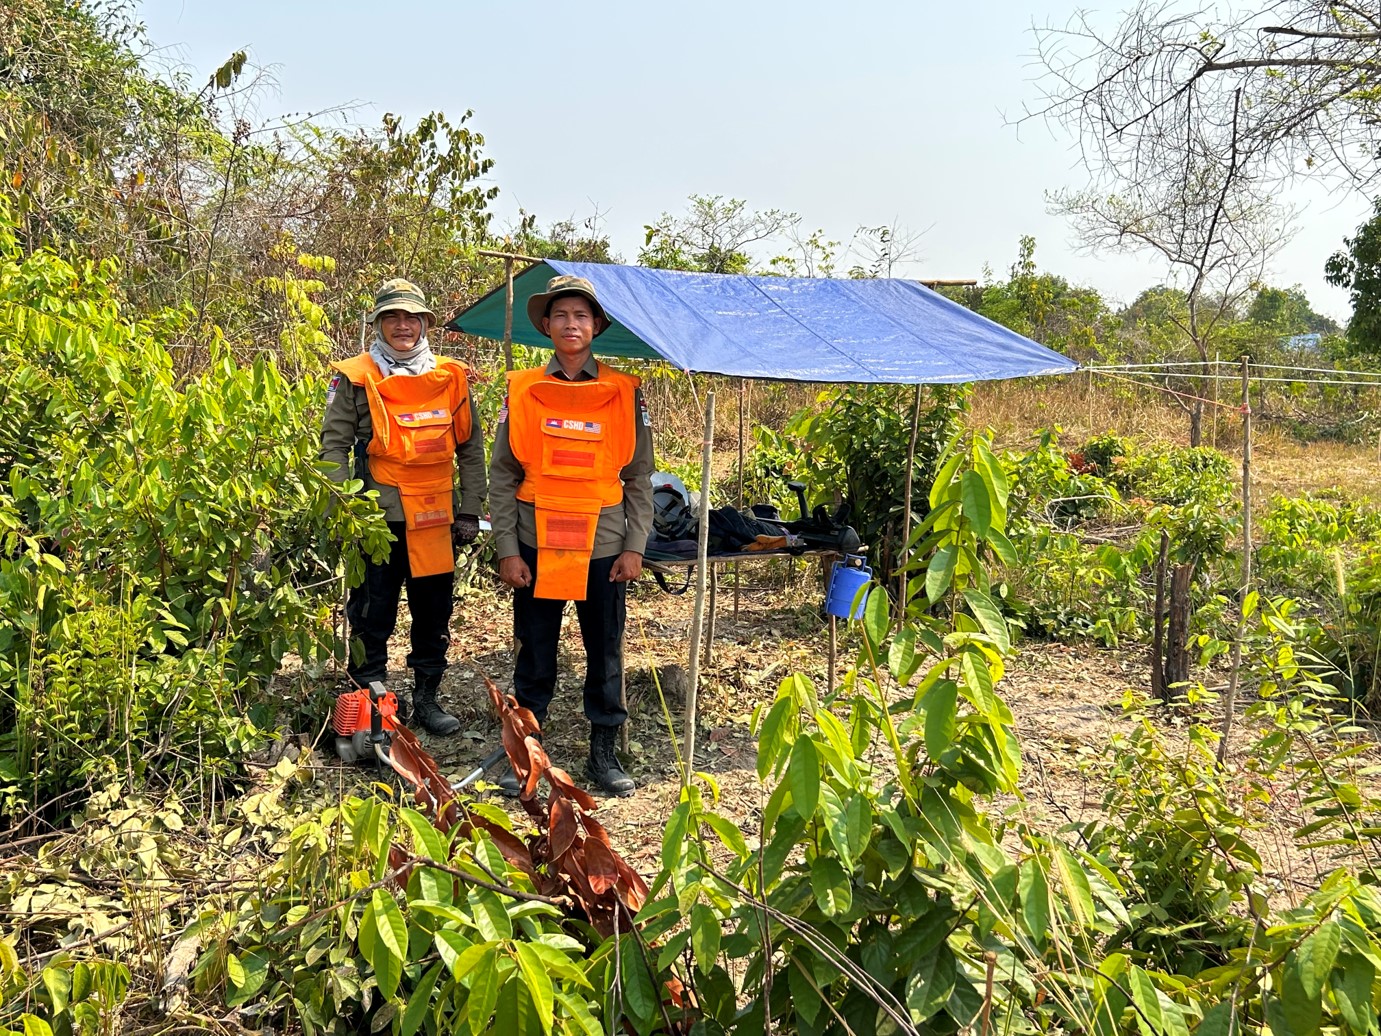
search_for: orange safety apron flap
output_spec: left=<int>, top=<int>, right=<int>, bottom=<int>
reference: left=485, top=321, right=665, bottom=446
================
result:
left=532, top=493, right=603, bottom=601
left=401, top=484, right=455, bottom=578
left=528, top=377, right=621, bottom=413
left=366, top=373, right=459, bottom=463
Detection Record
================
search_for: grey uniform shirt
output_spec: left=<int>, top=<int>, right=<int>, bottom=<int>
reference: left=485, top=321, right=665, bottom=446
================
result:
left=319, top=360, right=487, bottom=521
left=489, top=355, right=655, bottom=561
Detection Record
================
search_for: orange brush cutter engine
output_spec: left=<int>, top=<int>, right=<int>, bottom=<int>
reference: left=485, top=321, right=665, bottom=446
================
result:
left=332, top=686, right=401, bottom=736
left=332, top=682, right=401, bottom=764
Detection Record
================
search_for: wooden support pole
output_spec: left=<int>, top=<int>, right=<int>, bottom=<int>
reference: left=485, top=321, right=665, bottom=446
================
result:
left=478, top=248, right=543, bottom=263
left=707, top=565, right=719, bottom=665
left=502, top=257, right=515, bottom=372
left=1151, top=531, right=1169, bottom=703
left=735, top=379, right=746, bottom=619
left=619, top=628, right=629, bottom=753
left=1218, top=358, right=1253, bottom=765
left=827, top=612, right=837, bottom=697
left=683, top=392, right=716, bottom=789
left=898, top=383, right=923, bottom=625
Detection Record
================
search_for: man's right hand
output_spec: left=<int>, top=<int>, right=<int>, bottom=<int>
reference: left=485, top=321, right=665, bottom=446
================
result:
left=498, top=555, right=532, bottom=589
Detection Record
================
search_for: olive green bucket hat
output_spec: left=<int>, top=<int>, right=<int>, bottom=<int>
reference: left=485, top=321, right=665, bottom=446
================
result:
left=526, top=274, right=611, bottom=337
left=366, top=278, right=436, bottom=324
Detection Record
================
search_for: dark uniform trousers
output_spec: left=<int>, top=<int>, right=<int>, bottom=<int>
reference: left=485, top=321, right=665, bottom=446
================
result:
left=512, top=541, right=626, bottom=727
left=347, top=521, right=453, bottom=685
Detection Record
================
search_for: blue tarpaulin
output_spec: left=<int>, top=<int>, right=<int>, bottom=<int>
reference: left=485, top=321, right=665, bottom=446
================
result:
left=445, top=259, right=1076, bottom=384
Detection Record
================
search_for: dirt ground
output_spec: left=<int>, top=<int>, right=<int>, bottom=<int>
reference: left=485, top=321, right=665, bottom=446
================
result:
left=358, top=554, right=1370, bottom=908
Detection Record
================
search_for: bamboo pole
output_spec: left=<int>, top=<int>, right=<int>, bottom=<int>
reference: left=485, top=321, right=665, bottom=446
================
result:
left=897, top=384, right=923, bottom=626
left=683, top=392, right=716, bottom=789
left=735, top=380, right=746, bottom=619
left=1218, top=358, right=1253, bottom=765
left=502, top=257, right=515, bottom=372
left=706, top=565, right=719, bottom=664
left=827, top=612, right=837, bottom=697
left=477, top=248, right=543, bottom=263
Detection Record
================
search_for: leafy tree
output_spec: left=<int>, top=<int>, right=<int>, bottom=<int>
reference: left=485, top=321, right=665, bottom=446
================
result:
left=510, top=209, right=621, bottom=264
left=293, top=110, right=499, bottom=344
left=976, top=236, right=1115, bottom=361
left=1326, top=199, right=1381, bottom=354
left=638, top=194, right=797, bottom=273
left=1246, top=283, right=1340, bottom=337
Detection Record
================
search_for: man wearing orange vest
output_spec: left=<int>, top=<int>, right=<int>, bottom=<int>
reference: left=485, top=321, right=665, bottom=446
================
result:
left=320, top=279, right=486, bottom=736
left=489, top=275, right=654, bottom=796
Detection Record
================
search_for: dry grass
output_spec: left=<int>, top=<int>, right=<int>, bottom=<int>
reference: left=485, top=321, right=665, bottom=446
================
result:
left=971, top=374, right=1381, bottom=509
left=637, top=366, right=1381, bottom=515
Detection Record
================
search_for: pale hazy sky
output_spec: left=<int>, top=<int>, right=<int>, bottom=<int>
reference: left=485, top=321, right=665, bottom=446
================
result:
left=137, top=0, right=1373, bottom=322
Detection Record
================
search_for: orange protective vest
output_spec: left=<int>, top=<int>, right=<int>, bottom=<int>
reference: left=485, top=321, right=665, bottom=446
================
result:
left=506, top=363, right=639, bottom=600
left=331, top=353, right=474, bottom=578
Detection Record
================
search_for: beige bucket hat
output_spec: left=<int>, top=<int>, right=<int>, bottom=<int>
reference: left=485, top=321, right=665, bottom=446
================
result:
left=526, top=274, right=611, bottom=337
left=366, top=278, right=436, bottom=324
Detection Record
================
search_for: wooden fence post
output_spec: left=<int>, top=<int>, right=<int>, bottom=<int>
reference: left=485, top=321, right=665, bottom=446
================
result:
left=1218, top=358, right=1253, bottom=765
left=683, top=392, right=716, bottom=789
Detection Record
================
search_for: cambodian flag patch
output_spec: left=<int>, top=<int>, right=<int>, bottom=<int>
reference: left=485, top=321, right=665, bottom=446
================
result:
left=326, top=372, right=342, bottom=404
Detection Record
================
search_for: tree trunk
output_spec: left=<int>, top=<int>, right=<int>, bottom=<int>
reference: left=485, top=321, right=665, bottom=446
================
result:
left=1151, top=531, right=1169, bottom=702
left=1165, top=561, right=1196, bottom=693
left=1188, top=399, right=1203, bottom=447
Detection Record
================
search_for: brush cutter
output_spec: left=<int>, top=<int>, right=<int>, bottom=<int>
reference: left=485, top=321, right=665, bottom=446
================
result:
left=332, top=680, right=507, bottom=791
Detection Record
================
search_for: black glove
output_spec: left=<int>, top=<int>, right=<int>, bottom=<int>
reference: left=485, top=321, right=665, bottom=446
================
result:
left=451, top=513, right=480, bottom=548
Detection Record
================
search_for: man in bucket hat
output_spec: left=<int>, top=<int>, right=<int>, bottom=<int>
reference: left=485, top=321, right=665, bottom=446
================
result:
left=320, top=278, right=486, bottom=735
left=489, top=274, right=654, bottom=796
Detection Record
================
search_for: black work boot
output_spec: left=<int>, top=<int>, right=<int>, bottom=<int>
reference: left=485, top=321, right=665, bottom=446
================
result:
left=497, top=766, right=521, bottom=797
left=586, top=724, right=635, bottom=797
left=411, top=671, right=461, bottom=736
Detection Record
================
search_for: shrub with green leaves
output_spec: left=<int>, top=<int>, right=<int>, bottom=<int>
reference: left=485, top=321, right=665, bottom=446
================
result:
left=0, top=204, right=390, bottom=815
left=750, top=384, right=969, bottom=577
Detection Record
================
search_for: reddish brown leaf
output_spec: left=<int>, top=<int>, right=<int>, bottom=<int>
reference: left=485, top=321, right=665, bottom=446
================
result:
left=549, top=796, right=579, bottom=861
left=547, top=766, right=599, bottom=811
left=389, top=725, right=461, bottom=825
left=585, top=838, right=620, bottom=895
left=501, top=716, right=530, bottom=780
left=523, top=735, right=551, bottom=798
left=512, top=703, right=543, bottom=738
left=581, top=811, right=613, bottom=846
left=387, top=843, right=414, bottom=886
left=709, top=725, right=733, bottom=742
left=611, top=855, right=651, bottom=908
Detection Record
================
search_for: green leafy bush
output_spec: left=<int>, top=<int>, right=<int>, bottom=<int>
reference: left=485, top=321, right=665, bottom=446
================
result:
left=1107, top=444, right=1236, bottom=510
left=750, top=385, right=969, bottom=577
left=0, top=205, right=389, bottom=815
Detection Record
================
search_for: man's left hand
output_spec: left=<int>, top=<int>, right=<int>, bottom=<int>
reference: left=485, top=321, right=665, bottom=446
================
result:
left=451, top=514, right=480, bottom=548
left=609, top=550, right=643, bottom=583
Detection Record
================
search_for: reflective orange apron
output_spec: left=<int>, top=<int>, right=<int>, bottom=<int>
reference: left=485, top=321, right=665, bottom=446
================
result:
left=508, top=367, right=638, bottom=600
left=331, top=355, right=473, bottom=577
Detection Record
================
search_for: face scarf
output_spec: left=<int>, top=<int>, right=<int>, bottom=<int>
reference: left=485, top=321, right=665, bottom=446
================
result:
left=368, top=317, right=436, bottom=377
